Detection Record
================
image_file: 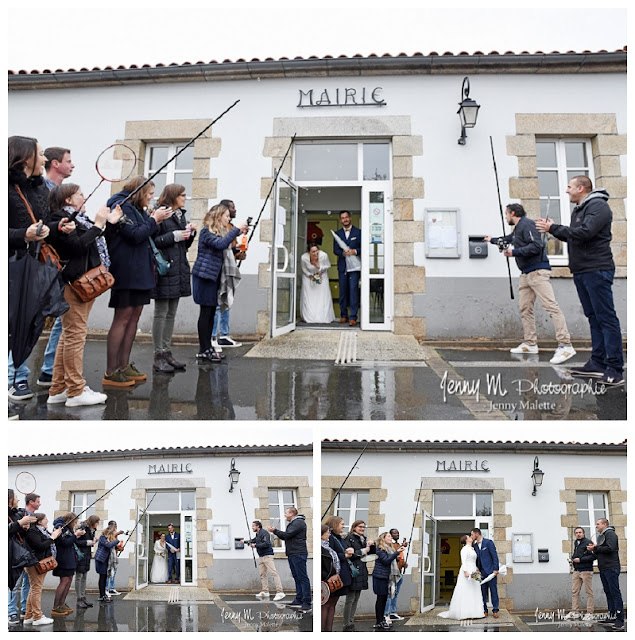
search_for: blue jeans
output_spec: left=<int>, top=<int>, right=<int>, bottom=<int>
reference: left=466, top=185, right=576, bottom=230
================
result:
left=106, top=566, right=117, bottom=592
left=41, top=317, right=63, bottom=376
left=212, top=308, right=230, bottom=338
left=573, top=270, right=624, bottom=373
left=287, top=554, right=311, bottom=606
left=8, top=570, right=30, bottom=616
left=481, top=575, right=499, bottom=613
left=168, top=553, right=180, bottom=582
left=8, top=353, right=30, bottom=387
left=338, top=270, right=360, bottom=320
left=384, top=575, right=403, bottom=615
left=599, top=567, right=624, bottom=623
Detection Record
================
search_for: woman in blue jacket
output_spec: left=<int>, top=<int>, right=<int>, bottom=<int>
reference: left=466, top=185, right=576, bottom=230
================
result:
left=372, top=532, right=405, bottom=630
left=192, top=204, right=247, bottom=363
left=94, top=522, right=124, bottom=603
left=104, top=176, right=173, bottom=387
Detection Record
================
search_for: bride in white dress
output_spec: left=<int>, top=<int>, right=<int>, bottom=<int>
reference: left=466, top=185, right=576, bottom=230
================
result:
left=300, top=244, right=335, bottom=324
left=150, top=534, right=169, bottom=583
left=438, top=534, right=485, bottom=620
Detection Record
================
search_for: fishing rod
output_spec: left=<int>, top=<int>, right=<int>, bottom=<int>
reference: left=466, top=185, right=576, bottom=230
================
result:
left=402, top=478, right=424, bottom=574
left=239, top=489, right=258, bottom=569
left=237, top=133, right=296, bottom=268
left=117, top=491, right=158, bottom=556
left=66, top=476, right=130, bottom=529
left=490, top=136, right=514, bottom=300
left=322, top=442, right=369, bottom=520
left=117, top=99, right=241, bottom=209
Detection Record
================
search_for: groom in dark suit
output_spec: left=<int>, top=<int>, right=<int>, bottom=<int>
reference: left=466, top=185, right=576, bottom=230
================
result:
left=333, top=210, right=362, bottom=326
left=166, top=524, right=181, bottom=584
left=472, top=528, right=500, bottom=617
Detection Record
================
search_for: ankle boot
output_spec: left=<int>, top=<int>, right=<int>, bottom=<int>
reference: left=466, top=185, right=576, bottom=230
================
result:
left=164, top=350, right=186, bottom=369
left=153, top=352, right=175, bottom=373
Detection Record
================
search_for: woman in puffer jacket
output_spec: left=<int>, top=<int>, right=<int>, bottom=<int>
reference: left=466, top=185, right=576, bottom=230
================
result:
left=50, top=513, right=85, bottom=617
left=191, top=204, right=247, bottom=363
left=372, top=532, right=405, bottom=630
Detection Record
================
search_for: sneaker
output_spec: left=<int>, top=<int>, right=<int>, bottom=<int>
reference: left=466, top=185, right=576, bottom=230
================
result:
left=217, top=336, right=242, bottom=348
left=374, top=620, right=391, bottom=629
left=47, top=389, right=68, bottom=404
left=564, top=612, right=581, bottom=620
left=8, top=380, right=34, bottom=401
left=384, top=616, right=392, bottom=626
left=121, top=362, right=147, bottom=381
left=32, top=616, right=54, bottom=626
left=109, top=589, right=121, bottom=596
left=299, top=606, right=312, bottom=614
left=66, top=386, right=108, bottom=407
left=98, top=596, right=112, bottom=603
left=613, top=621, right=624, bottom=630
left=37, top=372, right=53, bottom=387
left=8, top=613, right=20, bottom=626
left=510, top=343, right=539, bottom=354
left=23, top=618, right=33, bottom=625
left=211, top=339, right=222, bottom=353
left=273, top=592, right=285, bottom=601
left=569, top=360, right=605, bottom=378
left=51, top=607, right=70, bottom=616
left=600, top=369, right=625, bottom=388
left=61, top=604, right=73, bottom=612
left=389, top=613, right=404, bottom=620
left=550, top=345, right=576, bottom=365
left=287, top=602, right=302, bottom=608
left=196, top=349, right=222, bottom=364
left=102, top=369, right=135, bottom=387
left=256, top=591, right=270, bottom=597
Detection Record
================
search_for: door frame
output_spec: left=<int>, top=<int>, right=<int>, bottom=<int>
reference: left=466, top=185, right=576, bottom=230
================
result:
left=135, top=506, right=150, bottom=590
left=419, top=510, right=438, bottom=613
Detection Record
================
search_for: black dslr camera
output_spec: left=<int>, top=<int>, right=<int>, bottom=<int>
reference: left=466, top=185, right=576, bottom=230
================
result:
left=496, top=238, right=510, bottom=253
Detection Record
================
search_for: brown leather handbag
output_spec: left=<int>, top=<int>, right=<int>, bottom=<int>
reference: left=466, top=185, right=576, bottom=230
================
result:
left=35, top=555, right=58, bottom=575
left=326, top=573, right=344, bottom=593
left=69, top=263, right=115, bottom=302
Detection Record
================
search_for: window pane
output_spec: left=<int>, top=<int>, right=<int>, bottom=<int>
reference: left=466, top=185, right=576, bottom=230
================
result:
left=269, top=504, right=280, bottom=519
left=540, top=198, right=560, bottom=217
left=268, top=490, right=278, bottom=503
left=363, top=143, right=390, bottom=180
left=175, top=173, right=192, bottom=197
left=592, top=494, right=605, bottom=510
left=180, top=491, right=195, bottom=511
left=175, top=146, right=194, bottom=170
left=150, top=146, right=169, bottom=170
left=578, top=511, right=589, bottom=526
left=282, top=490, right=294, bottom=505
left=356, top=492, right=369, bottom=509
left=149, top=492, right=179, bottom=511
left=151, top=172, right=167, bottom=202
left=594, top=510, right=606, bottom=521
left=567, top=170, right=588, bottom=185
left=576, top=494, right=588, bottom=509
left=565, top=142, right=588, bottom=168
left=536, top=141, right=557, bottom=167
left=338, top=493, right=352, bottom=509
left=433, top=493, right=473, bottom=517
left=537, top=171, right=559, bottom=197
left=475, top=493, right=492, bottom=517
left=294, top=144, right=358, bottom=181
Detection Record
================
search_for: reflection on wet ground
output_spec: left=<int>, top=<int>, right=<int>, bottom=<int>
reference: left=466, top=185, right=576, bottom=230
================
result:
left=8, top=591, right=311, bottom=632
left=12, top=341, right=626, bottom=420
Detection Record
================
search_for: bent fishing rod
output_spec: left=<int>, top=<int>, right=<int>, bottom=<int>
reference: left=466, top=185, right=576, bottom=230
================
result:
left=65, top=476, right=130, bottom=530
left=237, top=133, right=296, bottom=268
left=118, top=491, right=158, bottom=556
left=490, top=136, right=514, bottom=300
left=402, top=479, right=424, bottom=574
left=239, top=489, right=258, bottom=568
left=118, top=99, right=241, bottom=209
left=322, top=441, right=370, bottom=520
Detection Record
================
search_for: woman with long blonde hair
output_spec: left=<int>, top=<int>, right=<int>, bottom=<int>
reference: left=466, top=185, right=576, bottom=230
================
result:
left=191, top=203, right=247, bottom=363
left=94, top=521, right=124, bottom=602
left=372, top=532, right=405, bottom=630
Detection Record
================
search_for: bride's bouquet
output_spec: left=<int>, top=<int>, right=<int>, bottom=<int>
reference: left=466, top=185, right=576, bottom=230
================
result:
left=470, top=571, right=482, bottom=583
left=311, top=271, right=323, bottom=285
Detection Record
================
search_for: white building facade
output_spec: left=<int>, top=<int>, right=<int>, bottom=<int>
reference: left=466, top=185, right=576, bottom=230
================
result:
left=321, top=439, right=627, bottom=613
left=8, top=445, right=313, bottom=593
left=8, top=49, right=627, bottom=339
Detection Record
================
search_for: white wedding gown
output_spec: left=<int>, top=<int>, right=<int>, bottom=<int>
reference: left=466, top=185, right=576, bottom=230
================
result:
left=300, top=251, right=335, bottom=324
left=438, top=546, right=485, bottom=620
left=150, top=541, right=169, bottom=583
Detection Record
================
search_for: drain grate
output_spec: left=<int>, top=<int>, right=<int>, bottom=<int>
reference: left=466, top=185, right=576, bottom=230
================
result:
left=335, top=331, right=357, bottom=364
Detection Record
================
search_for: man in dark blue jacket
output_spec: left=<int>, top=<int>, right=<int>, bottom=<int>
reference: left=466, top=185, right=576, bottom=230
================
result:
left=244, top=521, right=285, bottom=599
left=537, top=177, right=624, bottom=386
left=333, top=210, right=361, bottom=326
left=565, top=527, right=595, bottom=620
left=487, top=203, right=575, bottom=365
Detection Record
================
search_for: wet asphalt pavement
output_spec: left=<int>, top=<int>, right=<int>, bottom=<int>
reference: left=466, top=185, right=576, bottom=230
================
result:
left=11, top=339, right=626, bottom=420
left=8, top=591, right=312, bottom=632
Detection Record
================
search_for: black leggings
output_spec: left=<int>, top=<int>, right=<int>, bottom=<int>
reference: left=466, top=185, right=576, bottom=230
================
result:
left=197, top=305, right=217, bottom=352
left=375, top=593, right=388, bottom=624
left=99, top=574, right=108, bottom=598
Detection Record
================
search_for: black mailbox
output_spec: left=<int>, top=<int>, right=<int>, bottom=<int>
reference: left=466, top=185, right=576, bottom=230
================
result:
left=469, top=235, right=488, bottom=259
left=538, top=548, right=549, bottom=563
left=234, top=538, right=245, bottom=549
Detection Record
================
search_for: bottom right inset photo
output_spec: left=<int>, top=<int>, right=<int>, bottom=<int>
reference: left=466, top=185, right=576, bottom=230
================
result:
left=320, top=436, right=626, bottom=632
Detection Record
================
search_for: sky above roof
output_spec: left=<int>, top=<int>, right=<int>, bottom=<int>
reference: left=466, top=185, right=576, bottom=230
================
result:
left=7, top=4, right=627, bottom=72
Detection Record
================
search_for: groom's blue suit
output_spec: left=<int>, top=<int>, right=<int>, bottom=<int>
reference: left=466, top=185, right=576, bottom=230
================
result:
left=333, top=226, right=361, bottom=322
left=475, top=537, right=499, bottom=614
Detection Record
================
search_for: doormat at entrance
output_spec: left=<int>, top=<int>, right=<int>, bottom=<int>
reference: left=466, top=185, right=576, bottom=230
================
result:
left=406, top=608, right=514, bottom=626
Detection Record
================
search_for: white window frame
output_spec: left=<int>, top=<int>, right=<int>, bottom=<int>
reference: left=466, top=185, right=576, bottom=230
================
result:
left=145, top=490, right=196, bottom=512
left=268, top=488, right=297, bottom=553
left=71, top=491, right=96, bottom=519
left=144, top=142, right=194, bottom=206
left=536, top=137, right=595, bottom=267
left=576, top=492, right=609, bottom=541
left=334, top=490, right=370, bottom=531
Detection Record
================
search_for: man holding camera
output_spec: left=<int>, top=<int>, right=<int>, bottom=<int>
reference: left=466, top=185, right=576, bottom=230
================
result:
left=486, top=203, right=576, bottom=364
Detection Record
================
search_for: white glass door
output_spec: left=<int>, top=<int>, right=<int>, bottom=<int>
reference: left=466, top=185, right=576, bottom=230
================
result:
left=271, top=174, right=299, bottom=337
left=135, top=506, right=149, bottom=590
left=180, top=512, right=197, bottom=586
left=420, top=510, right=438, bottom=612
left=361, top=182, right=393, bottom=330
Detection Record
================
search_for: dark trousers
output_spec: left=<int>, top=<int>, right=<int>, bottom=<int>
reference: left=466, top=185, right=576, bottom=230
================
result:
left=287, top=554, right=311, bottom=606
left=168, top=553, right=180, bottom=582
left=573, top=270, right=624, bottom=373
left=375, top=594, right=388, bottom=624
left=599, top=567, right=624, bottom=623
left=481, top=575, right=499, bottom=613
left=338, top=270, right=360, bottom=320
